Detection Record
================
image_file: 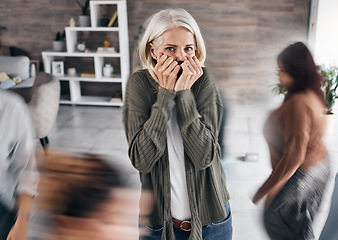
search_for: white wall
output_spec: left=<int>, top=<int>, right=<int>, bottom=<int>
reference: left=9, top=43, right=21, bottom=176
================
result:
left=312, top=0, right=338, bottom=67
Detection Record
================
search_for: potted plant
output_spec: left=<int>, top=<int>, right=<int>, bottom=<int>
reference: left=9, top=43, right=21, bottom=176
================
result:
left=273, top=66, right=338, bottom=133
left=53, top=31, right=66, bottom=52
left=77, top=0, right=91, bottom=27
left=319, top=66, right=338, bottom=133
left=272, top=66, right=338, bottom=115
left=319, top=65, right=338, bottom=114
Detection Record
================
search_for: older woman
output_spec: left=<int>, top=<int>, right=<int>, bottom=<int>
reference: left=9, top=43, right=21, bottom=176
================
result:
left=253, top=42, right=330, bottom=240
left=123, top=8, right=232, bottom=240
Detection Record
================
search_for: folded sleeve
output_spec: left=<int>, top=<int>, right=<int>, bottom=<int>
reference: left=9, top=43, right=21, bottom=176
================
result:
left=123, top=71, right=175, bottom=173
left=175, top=68, right=223, bottom=169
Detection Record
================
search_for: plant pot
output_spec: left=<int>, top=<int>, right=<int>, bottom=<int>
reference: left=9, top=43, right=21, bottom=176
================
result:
left=79, top=15, right=91, bottom=27
left=53, top=41, right=65, bottom=52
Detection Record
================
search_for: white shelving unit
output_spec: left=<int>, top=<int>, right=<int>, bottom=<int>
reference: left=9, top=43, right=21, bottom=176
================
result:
left=42, top=0, right=130, bottom=107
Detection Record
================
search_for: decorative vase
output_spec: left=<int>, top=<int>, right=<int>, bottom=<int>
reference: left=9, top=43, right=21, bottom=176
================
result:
left=78, top=15, right=91, bottom=27
left=103, top=64, right=113, bottom=77
left=53, top=41, right=65, bottom=52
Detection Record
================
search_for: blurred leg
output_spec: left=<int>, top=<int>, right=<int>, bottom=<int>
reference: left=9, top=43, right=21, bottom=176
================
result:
left=264, top=160, right=329, bottom=240
left=0, top=203, right=17, bottom=240
left=319, top=172, right=338, bottom=240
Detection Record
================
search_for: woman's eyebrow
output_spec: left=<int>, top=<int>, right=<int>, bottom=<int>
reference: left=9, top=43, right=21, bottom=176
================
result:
left=163, top=44, right=194, bottom=47
left=164, top=44, right=177, bottom=47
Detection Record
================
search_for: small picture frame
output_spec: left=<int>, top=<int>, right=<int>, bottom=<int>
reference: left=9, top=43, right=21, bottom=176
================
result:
left=52, top=61, right=64, bottom=76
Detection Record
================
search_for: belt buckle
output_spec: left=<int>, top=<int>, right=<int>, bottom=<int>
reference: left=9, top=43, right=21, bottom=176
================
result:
left=180, top=220, right=191, bottom=232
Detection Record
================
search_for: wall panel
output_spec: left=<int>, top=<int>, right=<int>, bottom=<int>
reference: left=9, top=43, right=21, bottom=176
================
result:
left=0, top=0, right=310, bottom=101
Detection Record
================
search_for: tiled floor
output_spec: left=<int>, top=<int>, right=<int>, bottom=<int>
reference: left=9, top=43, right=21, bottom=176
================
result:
left=30, top=97, right=338, bottom=240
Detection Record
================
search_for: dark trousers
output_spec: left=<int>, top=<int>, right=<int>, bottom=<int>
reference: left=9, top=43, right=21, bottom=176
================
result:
left=264, top=159, right=330, bottom=240
left=0, top=202, right=17, bottom=240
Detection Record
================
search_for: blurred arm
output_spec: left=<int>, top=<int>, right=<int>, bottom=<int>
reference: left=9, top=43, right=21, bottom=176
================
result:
left=7, top=194, right=33, bottom=240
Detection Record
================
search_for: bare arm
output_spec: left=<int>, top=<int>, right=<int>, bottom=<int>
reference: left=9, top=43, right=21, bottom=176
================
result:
left=7, top=194, right=33, bottom=240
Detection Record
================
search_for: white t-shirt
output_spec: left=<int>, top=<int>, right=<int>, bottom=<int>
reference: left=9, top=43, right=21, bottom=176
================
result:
left=167, top=100, right=191, bottom=220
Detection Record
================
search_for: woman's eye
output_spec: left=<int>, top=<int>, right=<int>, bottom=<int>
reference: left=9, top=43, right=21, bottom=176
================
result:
left=165, top=47, right=174, bottom=52
left=185, top=47, right=194, bottom=52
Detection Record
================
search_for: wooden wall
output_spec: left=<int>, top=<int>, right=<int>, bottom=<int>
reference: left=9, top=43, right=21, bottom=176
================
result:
left=0, top=0, right=311, bottom=101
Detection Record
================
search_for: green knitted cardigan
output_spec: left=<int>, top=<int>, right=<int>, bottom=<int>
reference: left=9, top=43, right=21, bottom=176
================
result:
left=123, top=68, right=230, bottom=240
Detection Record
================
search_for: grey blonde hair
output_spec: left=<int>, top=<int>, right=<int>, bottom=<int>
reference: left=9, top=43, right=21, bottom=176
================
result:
left=138, top=8, right=206, bottom=82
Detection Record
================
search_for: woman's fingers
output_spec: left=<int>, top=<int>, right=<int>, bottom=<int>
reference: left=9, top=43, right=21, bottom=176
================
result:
left=159, top=55, right=173, bottom=72
left=174, top=57, right=203, bottom=91
left=155, top=55, right=203, bottom=92
left=181, top=59, right=192, bottom=76
left=173, top=64, right=181, bottom=75
left=155, top=55, right=180, bottom=91
left=154, top=55, right=169, bottom=73
left=186, top=61, right=197, bottom=80
left=174, top=60, right=192, bottom=91
left=185, top=56, right=202, bottom=80
left=163, top=61, right=179, bottom=91
left=190, top=56, right=203, bottom=78
left=164, top=60, right=178, bottom=77
left=154, top=55, right=169, bottom=87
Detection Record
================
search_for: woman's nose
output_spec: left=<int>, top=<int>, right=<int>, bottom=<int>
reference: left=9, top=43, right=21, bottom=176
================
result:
left=175, top=49, right=186, bottom=62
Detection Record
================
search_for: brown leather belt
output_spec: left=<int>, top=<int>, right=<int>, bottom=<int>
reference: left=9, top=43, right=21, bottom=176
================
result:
left=172, top=219, right=191, bottom=231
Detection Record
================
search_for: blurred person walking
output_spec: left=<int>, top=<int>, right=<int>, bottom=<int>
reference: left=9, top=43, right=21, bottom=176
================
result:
left=0, top=90, right=39, bottom=240
left=252, top=42, right=330, bottom=240
left=123, top=8, right=232, bottom=240
left=37, top=151, right=140, bottom=240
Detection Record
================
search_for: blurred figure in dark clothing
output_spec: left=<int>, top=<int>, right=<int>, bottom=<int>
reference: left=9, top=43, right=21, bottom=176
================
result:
left=253, top=42, right=330, bottom=240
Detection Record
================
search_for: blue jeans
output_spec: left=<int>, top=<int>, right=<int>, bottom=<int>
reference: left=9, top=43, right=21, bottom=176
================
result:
left=0, top=202, right=17, bottom=240
left=140, top=201, right=232, bottom=240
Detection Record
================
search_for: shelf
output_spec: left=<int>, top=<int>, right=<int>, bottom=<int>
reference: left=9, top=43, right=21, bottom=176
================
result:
left=60, top=96, right=123, bottom=106
left=42, top=51, right=121, bottom=57
left=90, top=0, right=122, bottom=4
left=65, top=27, right=119, bottom=32
left=57, top=75, right=122, bottom=83
left=42, top=0, right=129, bottom=107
